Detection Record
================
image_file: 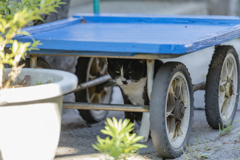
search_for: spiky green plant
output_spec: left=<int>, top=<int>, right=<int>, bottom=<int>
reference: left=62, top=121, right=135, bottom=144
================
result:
left=92, top=117, right=147, bottom=160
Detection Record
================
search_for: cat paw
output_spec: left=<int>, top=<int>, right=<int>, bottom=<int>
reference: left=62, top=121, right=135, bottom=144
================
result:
left=139, top=136, right=148, bottom=143
left=136, top=128, right=149, bottom=143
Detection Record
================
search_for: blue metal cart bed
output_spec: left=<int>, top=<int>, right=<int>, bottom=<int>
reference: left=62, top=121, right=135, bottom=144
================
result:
left=13, top=5, right=240, bottom=159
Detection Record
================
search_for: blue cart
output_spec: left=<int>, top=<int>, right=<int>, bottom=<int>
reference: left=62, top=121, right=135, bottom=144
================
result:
left=14, top=10, right=240, bottom=158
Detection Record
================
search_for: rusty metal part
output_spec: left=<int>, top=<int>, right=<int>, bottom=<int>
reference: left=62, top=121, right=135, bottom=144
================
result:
left=30, top=55, right=37, bottom=68
left=229, top=79, right=234, bottom=96
left=63, top=102, right=149, bottom=112
left=193, top=81, right=206, bottom=92
left=173, top=99, right=185, bottom=121
left=225, top=79, right=234, bottom=97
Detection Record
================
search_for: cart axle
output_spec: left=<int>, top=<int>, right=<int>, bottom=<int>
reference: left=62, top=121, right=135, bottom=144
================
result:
left=193, top=81, right=206, bottom=92
left=65, top=73, right=206, bottom=96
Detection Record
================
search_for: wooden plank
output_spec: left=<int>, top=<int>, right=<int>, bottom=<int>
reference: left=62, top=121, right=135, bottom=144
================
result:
left=27, top=50, right=183, bottom=59
left=63, top=102, right=149, bottom=112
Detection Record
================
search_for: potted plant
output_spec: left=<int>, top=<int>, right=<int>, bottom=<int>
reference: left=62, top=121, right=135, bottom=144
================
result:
left=0, top=1, right=77, bottom=160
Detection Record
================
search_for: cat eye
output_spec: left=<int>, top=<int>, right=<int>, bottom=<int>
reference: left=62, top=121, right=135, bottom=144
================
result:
left=116, top=71, right=120, bottom=73
left=129, top=71, right=133, bottom=73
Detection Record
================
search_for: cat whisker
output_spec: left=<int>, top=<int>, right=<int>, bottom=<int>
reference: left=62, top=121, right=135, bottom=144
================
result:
left=97, top=80, right=116, bottom=89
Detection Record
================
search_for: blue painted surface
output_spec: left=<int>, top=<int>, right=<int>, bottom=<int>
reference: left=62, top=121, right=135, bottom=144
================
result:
left=15, top=18, right=81, bottom=38
left=15, top=14, right=240, bottom=56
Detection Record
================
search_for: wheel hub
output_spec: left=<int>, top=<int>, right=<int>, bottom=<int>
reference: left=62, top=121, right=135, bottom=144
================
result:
left=174, top=99, right=185, bottom=121
left=225, top=79, right=234, bottom=97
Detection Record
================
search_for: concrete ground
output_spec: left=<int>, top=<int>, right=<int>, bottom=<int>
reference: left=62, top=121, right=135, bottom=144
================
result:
left=55, top=1, right=240, bottom=159
left=56, top=110, right=240, bottom=160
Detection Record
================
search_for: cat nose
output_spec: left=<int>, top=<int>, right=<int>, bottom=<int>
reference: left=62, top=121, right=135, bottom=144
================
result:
left=122, top=81, right=128, bottom=84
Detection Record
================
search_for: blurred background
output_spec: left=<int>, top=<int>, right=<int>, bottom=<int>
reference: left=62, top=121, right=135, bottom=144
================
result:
left=69, top=0, right=239, bottom=16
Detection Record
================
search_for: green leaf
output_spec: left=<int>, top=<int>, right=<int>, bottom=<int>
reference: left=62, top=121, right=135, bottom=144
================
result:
left=92, top=118, right=148, bottom=159
left=10, top=1, right=19, bottom=8
left=12, top=12, right=20, bottom=23
left=12, top=40, right=19, bottom=53
left=0, top=18, right=6, bottom=26
left=0, top=36, right=3, bottom=43
left=6, top=32, right=14, bottom=40
left=40, top=0, right=46, bottom=9
left=6, top=59, right=15, bottom=66
left=29, top=15, right=44, bottom=21
left=106, top=117, right=115, bottom=128
left=17, top=31, right=30, bottom=36
left=0, top=51, right=5, bottom=59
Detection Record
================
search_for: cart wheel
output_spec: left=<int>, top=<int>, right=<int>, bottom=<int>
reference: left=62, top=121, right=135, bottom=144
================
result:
left=150, top=62, right=194, bottom=158
left=205, top=46, right=239, bottom=129
left=75, top=57, right=111, bottom=123
left=18, top=58, right=51, bottom=69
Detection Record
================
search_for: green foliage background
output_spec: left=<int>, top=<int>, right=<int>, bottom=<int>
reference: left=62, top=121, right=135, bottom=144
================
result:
left=0, top=0, right=64, bottom=89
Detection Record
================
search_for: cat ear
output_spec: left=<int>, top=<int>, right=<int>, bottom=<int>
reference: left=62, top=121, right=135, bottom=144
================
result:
left=107, top=58, right=114, bottom=64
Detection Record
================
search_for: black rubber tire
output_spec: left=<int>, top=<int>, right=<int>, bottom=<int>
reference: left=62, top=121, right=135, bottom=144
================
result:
left=150, top=62, right=194, bottom=159
left=18, top=58, right=51, bottom=69
left=205, top=45, right=239, bottom=129
left=74, top=57, right=110, bottom=123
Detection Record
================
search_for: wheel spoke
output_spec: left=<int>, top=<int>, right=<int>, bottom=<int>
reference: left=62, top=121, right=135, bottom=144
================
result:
left=173, top=122, right=183, bottom=140
left=227, top=61, right=234, bottom=78
left=221, top=98, right=230, bottom=117
left=90, top=58, right=99, bottom=76
left=219, top=88, right=226, bottom=110
left=171, top=80, right=178, bottom=99
left=167, top=87, right=175, bottom=114
left=99, top=58, right=108, bottom=75
left=99, top=64, right=107, bottom=75
left=220, top=80, right=227, bottom=86
left=221, top=63, right=228, bottom=82
left=219, top=84, right=225, bottom=92
left=96, top=58, right=101, bottom=73
left=167, top=114, right=175, bottom=133
left=92, top=94, right=97, bottom=103
left=90, top=93, right=96, bottom=102
left=88, top=74, right=97, bottom=80
left=99, top=89, right=107, bottom=102
left=172, top=79, right=176, bottom=92
left=97, top=94, right=101, bottom=103
left=175, top=79, right=182, bottom=99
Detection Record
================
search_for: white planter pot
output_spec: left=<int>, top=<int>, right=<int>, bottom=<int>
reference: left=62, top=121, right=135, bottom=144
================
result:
left=0, top=68, right=78, bottom=160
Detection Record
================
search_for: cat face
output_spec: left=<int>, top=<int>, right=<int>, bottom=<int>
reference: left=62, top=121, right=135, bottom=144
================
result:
left=107, top=58, right=147, bottom=86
